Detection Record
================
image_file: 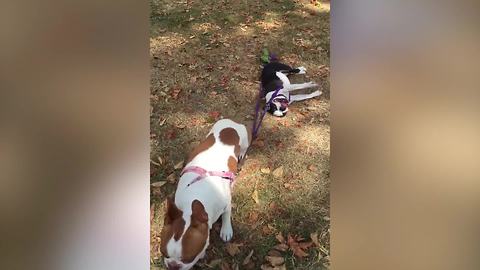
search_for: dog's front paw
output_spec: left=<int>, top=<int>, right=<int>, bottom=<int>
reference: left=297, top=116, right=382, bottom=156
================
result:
left=220, top=223, right=233, bottom=242
left=297, top=66, right=307, bottom=74
left=311, top=90, right=322, bottom=97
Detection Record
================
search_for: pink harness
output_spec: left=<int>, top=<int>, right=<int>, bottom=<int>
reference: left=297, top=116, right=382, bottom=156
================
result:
left=181, top=166, right=236, bottom=187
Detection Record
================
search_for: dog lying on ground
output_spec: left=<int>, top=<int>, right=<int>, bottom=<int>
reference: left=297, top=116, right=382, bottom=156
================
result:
left=261, top=61, right=322, bottom=117
left=160, top=119, right=251, bottom=270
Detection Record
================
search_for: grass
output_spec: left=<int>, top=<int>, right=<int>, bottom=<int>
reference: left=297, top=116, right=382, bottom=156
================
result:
left=150, top=0, right=330, bottom=269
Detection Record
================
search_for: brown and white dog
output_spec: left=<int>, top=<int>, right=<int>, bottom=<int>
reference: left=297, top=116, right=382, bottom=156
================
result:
left=160, top=119, right=251, bottom=270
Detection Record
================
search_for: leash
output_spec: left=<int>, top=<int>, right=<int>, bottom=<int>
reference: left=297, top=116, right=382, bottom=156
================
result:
left=251, top=84, right=282, bottom=140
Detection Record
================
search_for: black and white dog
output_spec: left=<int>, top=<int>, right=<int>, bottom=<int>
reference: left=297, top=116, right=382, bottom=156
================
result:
left=260, top=62, right=321, bottom=117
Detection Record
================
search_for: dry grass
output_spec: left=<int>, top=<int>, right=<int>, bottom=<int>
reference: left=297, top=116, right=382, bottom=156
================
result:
left=150, top=0, right=330, bottom=269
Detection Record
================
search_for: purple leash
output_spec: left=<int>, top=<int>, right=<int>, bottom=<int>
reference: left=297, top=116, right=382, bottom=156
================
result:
left=251, top=84, right=282, bottom=140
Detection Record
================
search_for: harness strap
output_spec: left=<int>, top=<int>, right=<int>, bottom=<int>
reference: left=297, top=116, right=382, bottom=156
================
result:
left=181, top=166, right=235, bottom=187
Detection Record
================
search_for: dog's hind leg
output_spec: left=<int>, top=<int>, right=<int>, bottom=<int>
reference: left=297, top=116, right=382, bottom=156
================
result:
left=289, top=90, right=322, bottom=103
left=220, top=203, right=233, bottom=242
left=285, top=81, right=319, bottom=92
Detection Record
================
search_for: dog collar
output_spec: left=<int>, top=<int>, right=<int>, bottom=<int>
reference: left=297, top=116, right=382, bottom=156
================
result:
left=181, top=166, right=236, bottom=187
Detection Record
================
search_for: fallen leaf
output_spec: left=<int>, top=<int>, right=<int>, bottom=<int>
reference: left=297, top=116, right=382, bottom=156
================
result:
left=209, top=111, right=220, bottom=119
left=251, top=189, right=260, bottom=204
left=242, top=250, right=254, bottom=265
left=252, top=139, right=265, bottom=147
left=273, top=243, right=289, bottom=252
left=248, top=212, right=259, bottom=223
left=165, top=130, right=177, bottom=140
left=170, top=88, right=181, bottom=99
left=269, top=202, right=278, bottom=211
left=299, top=241, right=313, bottom=250
left=272, top=166, right=284, bottom=178
left=173, top=161, right=184, bottom=170
left=151, top=181, right=166, bottom=188
left=260, top=264, right=273, bottom=270
left=265, top=256, right=284, bottom=266
left=176, top=123, right=186, bottom=129
left=166, top=173, right=176, bottom=183
left=244, top=261, right=255, bottom=270
left=283, top=183, right=294, bottom=190
left=260, top=168, right=270, bottom=174
left=226, top=243, right=243, bottom=256
left=267, top=250, right=282, bottom=257
left=287, top=234, right=313, bottom=258
left=220, top=262, right=232, bottom=270
left=262, top=225, right=273, bottom=235
left=158, top=156, right=164, bottom=165
left=308, top=164, right=317, bottom=172
left=159, top=118, right=167, bottom=126
left=310, top=232, right=320, bottom=247
left=207, top=259, right=222, bottom=268
left=275, top=232, right=285, bottom=243
left=292, top=247, right=309, bottom=258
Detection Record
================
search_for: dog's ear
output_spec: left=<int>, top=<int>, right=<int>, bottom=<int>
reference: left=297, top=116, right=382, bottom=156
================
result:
left=191, top=200, right=208, bottom=225
left=165, top=197, right=182, bottom=224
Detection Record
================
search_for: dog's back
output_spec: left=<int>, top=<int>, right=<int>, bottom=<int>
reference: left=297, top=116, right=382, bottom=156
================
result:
left=260, top=62, right=301, bottom=97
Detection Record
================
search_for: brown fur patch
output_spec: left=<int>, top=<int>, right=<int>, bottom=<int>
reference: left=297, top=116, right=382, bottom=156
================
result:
left=186, top=134, right=215, bottom=163
left=220, top=127, right=241, bottom=158
left=160, top=198, right=185, bottom=256
left=181, top=200, right=208, bottom=263
left=227, top=156, right=237, bottom=172
left=219, top=128, right=240, bottom=146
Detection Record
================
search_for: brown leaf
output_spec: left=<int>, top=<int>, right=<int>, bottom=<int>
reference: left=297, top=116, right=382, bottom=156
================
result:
left=260, top=167, right=270, bottom=174
left=150, top=181, right=166, bottom=188
left=207, top=259, right=222, bottom=268
left=292, top=246, right=309, bottom=258
left=273, top=243, right=289, bottom=252
left=269, top=202, right=278, bottom=211
left=272, top=166, right=284, bottom=178
left=166, top=173, right=176, bottom=183
left=176, top=123, right=186, bottom=129
left=244, top=261, right=255, bottom=270
left=308, top=164, right=317, bottom=172
left=248, top=212, right=259, bottom=223
left=251, top=189, right=260, bottom=204
left=209, top=111, right=221, bottom=119
left=165, top=130, right=177, bottom=140
left=170, top=88, right=181, bottom=99
left=173, top=161, right=184, bottom=170
left=283, top=183, right=294, bottom=190
left=275, top=232, right=285, bottom=243
left=221, top=262, right=232, bottom=270
left=299, top=241, right=313, bottom=249
left=287, top=234, right=313, bottom=258
left=252, top=139, right=265, bottom=147
left=262, top=225, right=273, bottom=235
left=310, top=232, right=320, bottom=247
left=226, top=243, right=243, bottom=256
left=265, top=256, right=284, bottom=266
left=267, top=250, right=282, bottom=257
left=242, top=250, right=254, bottom=265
